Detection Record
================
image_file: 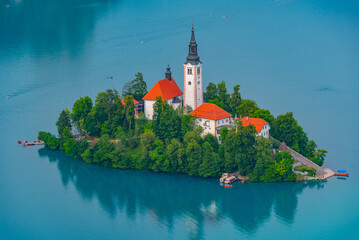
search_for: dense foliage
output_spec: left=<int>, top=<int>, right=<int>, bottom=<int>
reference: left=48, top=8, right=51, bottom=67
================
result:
left=204, top=81, right=327, bottom=166
left=39, top=75, right=327, bottom=182
left=294, top=166, right=316, bottom=177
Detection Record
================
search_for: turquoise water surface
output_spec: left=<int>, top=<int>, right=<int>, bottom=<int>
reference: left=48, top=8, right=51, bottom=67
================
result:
left=1, top=0, right=358, bottom=239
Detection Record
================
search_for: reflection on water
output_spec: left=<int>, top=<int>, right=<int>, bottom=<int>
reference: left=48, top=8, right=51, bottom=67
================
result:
left=38, top=148, right=325, bottom=239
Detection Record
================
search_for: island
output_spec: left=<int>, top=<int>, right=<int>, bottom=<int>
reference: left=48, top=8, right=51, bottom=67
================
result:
left=38, top=27, right=329, bottom=182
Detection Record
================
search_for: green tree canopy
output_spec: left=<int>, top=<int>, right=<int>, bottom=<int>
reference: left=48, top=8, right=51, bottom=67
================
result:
left=203, top=82, right=217, bottom=102
left=122, top=72, right=147, bottom=100
left=208, top=98, right=224, bottom=109
left=198, top=142, right=222, bottom=177
left=249, top=108, right=274, bottom=127
left=250, top=137, right=274, bottom=181
left=56, top=109, right=72, bottom=139
left=237, top=99, right=258, bottom=118
left=227, top=84, right=242, bottom=115
left=217, top=81, right=230, bottom=105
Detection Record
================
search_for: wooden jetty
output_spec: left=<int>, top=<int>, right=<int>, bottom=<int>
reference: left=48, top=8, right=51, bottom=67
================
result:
left=18, top=140, right=44, bottom=146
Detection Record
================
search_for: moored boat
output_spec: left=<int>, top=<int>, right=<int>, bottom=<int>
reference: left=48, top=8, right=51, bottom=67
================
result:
left=334, top=170, right=349, bottom=176
left=224, top=176, right=236, bottom=184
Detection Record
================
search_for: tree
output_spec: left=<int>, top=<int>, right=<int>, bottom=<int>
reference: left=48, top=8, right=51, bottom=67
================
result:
left=140, top=130, right=157, bottom=153
left=223, top=123, right=257, bottom=174
left=271, top=112, right=298, bottom=147
left=203, top=82, right=217, bottom=102
left=181, top=113, right=195, bottom=139
left=122, top=72, right=147, bottom=100
left=249, top=109, right=274, bottom=127
left=92, top=135, right=115, bottom=167
left=261, top=151, right=296, bottom=182
left=198, top=142, right=222, bottom=177
left=186, top=141, right=202, bottom=176
left=124, top=95, right=135, bottom=131
left=203, top=134, right=219, bottom=152
left=237, top=99, right=258, bottom=118
left=236, top=124, right=257, bottom=175
left=227, top=84, right=242, bottom=115
left=46, top=135, right=60, bottom=150
left=63, top=138, right=81, bottom=157
left=152, top=97, right=182, bottom=141
left=71, top=96, right=93, bottom=135
left=311, top=149, right=327, bottom=166
left=217, top=81, right=230, bottom=108
left=250, top=137, right=274, bottom=181
left=219, top=127, right=228, bottom=143
left=306, top=140, right=317, bottom=159
left=56, top=109, right=72, bottom=139
left=295, top=125, right=309, bottom=156
left=131, top=72, right=147, bottom=100
left=183, top=105, right=193, bottom=115
left=167, top=139, right=185, bottom=173
left=183, top=127, right=203, bottom=146
left=152, top=96, right=168, bottom=139
left=208, top=98, right=224, bottom=109
left=150, top=139, right=167, bottom=172
left=136, top=112, right=149, bottom=136
left=94, top=89, right=120, bottom=123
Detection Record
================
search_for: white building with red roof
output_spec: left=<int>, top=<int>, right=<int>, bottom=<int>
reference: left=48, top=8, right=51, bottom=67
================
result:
left=189, top=103, right=233, bottom=137
left=240, top=117, right=270, bottom=138
left=142, top=66, right=183, bottom=120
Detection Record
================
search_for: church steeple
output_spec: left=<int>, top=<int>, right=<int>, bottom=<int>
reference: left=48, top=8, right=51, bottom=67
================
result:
left=183, top=25, right=203, bottom=111
left=185, top=26, right=201, bottom=65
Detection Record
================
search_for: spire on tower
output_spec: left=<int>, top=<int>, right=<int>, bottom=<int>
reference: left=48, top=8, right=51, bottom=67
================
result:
left=185, top=26, right=201, bottom=65
left=165, top=64, right=171, bottom=81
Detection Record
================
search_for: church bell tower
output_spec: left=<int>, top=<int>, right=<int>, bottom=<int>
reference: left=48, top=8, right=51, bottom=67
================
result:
left=183, top=26, right=203, bottom=111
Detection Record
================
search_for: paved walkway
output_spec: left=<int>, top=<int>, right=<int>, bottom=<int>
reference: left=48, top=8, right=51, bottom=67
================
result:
left=279, top=142, right=333, bottom=179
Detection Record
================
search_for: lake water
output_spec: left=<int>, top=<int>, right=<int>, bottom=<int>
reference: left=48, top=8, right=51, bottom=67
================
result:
left=0, top=0, right=358, bottom=239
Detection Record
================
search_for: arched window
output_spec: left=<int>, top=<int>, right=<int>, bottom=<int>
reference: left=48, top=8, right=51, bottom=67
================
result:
left=188, top=81, right=192, bottom=85
left=187, top=68, right=192, bottom=75
left=197, top=67, right=200, bottom=75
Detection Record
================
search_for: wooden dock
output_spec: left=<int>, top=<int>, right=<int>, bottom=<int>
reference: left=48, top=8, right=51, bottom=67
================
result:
left=19, top=140, right=44, bottom=146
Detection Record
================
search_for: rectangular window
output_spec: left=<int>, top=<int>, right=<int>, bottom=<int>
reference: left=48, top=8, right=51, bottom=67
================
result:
left=187, top=68, right=192, bottom=75
left=197, top=67, right=200, bottom=75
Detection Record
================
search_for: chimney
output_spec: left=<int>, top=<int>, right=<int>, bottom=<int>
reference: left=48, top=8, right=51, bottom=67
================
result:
left=165, top=65, right=171, bottom=81
left=246, top=116, right=248, bottom=122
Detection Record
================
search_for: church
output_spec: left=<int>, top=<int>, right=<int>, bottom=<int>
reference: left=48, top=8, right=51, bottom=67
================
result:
left=143, top=27, right=268, bottom=138
left=143, top=26, right=205, bottom=119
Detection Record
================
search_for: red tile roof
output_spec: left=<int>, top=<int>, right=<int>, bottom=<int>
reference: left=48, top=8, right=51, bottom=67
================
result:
left=121, top=98, right=139, bottom=105
left=239, top=117, right=268, bottom=132
left=142, top=77, right=183, bottom=101
left=189, top=103, right=232, bottom=120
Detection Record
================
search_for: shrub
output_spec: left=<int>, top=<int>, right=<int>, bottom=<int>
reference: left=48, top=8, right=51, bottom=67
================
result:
left=294, top=166, right=316, bottom=177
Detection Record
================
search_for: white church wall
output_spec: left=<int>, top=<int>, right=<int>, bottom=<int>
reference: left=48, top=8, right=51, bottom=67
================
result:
left=144, top=100, right=155, bottom=120
left=184, top=63, right=203, bottom=111
left=195, top=118, right=216, bottom=136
